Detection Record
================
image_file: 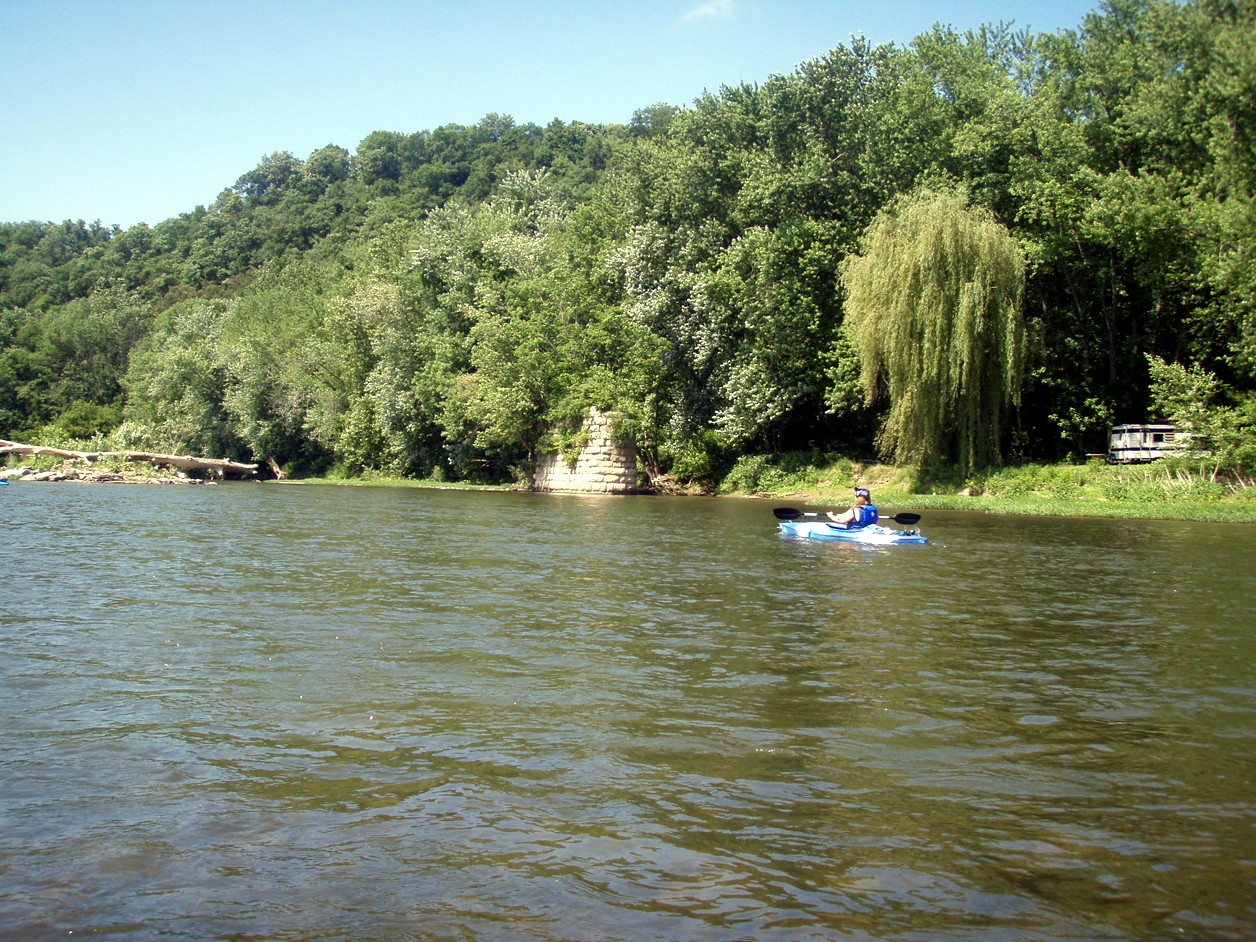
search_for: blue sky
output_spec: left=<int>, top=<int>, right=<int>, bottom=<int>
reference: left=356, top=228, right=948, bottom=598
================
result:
left=1, top=0, right=1101, bottom=229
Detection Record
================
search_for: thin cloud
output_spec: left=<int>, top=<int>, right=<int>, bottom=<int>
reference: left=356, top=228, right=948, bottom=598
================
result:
left=682, top=0, right=738, bottom=23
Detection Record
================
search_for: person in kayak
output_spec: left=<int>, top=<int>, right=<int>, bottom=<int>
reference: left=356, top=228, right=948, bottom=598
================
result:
left=827, top=487, right=879, bottom=529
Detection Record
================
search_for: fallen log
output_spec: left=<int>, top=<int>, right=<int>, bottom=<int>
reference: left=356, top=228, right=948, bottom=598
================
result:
left=0, top=440, right=258, bottom=478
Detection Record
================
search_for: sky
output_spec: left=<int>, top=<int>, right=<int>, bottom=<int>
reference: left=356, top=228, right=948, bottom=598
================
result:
left=1, top=0, right=1102, bottom=230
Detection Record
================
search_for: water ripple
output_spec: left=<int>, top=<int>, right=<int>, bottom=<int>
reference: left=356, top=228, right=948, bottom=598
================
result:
left=0, top=486, right=1253, bottom=940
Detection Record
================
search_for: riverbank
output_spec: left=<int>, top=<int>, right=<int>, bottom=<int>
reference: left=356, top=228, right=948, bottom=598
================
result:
left=14, top=444, right=1251, bottom=523
left=0, top=463, right=208, bottom=485
left=723, top=455, right=1256, bottom=523
left=764, top=490, right=1256, bottom=523
left=276, top=464, right=1256, bottom=524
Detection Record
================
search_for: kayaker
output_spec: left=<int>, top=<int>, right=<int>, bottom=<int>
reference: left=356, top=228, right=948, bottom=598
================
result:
left=827, top=487, right=879, bottom=529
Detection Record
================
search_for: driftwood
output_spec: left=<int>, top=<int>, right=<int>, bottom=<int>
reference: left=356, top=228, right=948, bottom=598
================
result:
left=0, top=439, right=258, bottom=478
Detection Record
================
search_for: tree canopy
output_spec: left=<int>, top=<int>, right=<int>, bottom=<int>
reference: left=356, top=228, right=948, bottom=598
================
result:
left=841, top=189, right=1025, bottom=472
left=2, top=0, right=1252, bottom=485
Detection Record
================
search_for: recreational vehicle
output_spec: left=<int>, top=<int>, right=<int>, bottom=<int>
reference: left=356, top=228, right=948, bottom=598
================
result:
left=1107, top=424, right=1183, bottom=463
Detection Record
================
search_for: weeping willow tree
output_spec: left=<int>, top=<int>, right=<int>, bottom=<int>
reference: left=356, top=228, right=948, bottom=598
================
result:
left=840, top=189, right=1025, bottom=472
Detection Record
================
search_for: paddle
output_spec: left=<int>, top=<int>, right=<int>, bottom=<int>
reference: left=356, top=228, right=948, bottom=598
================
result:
left=773, top=507, right=921, bottom=526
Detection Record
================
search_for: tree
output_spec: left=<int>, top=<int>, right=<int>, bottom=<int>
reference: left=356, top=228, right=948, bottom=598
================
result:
left=233, top=152, right=303, bottom=206
left=1147, top=353, right=1256, bottom=476
left=121, top=300, right=240, bottom=457
left=217, top=262, right=344, bottom=469
left=629, top=103, right=681, bottom=137
left=303, top=145, right=353, bottom=194
left=840, top=188, right=1026, bottom=471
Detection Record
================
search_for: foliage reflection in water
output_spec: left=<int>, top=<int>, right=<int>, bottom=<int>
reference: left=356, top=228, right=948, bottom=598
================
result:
left=0, top=483, right=1253, bottom=941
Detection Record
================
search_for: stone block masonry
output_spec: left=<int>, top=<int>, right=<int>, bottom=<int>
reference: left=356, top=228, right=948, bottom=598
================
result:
left=532, top=409, right=638, bottom=494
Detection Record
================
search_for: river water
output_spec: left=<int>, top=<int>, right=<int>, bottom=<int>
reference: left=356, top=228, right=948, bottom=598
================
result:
left=0, top=482, right=1253, bottom=941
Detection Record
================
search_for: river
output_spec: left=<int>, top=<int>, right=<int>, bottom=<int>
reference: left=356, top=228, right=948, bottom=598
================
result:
left=1, top=482, right=1253, bottom=941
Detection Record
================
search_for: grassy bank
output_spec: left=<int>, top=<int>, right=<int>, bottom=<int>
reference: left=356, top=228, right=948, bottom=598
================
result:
left=287, top=456, right=1256, bottom=523
left=717, top=453, right=1256, bottom=523
left=11, top=433, right=1254, bottom=523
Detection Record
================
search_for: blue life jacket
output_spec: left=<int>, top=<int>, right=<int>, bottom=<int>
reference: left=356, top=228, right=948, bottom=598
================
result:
left=851, top=503, right=879, bottom=528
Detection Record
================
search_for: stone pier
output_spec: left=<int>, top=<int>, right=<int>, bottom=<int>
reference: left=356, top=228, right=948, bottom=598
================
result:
left=532, top=409, right=638, bottom=494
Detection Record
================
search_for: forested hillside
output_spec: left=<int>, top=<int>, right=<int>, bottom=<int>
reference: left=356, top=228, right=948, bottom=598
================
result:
left=3, top=0, right=1252, bottom=486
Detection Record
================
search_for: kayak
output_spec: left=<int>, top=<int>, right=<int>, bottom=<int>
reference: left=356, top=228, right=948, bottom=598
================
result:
left=778, top=520, right=929, bottom=545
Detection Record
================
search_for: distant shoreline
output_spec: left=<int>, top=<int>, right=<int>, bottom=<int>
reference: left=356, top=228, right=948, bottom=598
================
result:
left=8, top=454, right=1252, bottom=524
left=272, top=474, right=1256, bottom=524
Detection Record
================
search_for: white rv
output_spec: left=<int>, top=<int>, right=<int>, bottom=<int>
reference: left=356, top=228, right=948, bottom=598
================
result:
left=1107, top=424, right=1183, bottom=463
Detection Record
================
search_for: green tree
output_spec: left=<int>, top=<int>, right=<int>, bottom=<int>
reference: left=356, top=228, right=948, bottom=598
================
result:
left=0, top=309, right=51, bottom=435
left=121, top=300, right=240, bottom=457
left=2, top=284, right=156, bottom=438
left=1011, top=0, right=1252, bottom=451
left=1147, top=353, right=1256, bottom=475
left=841, top=188, right=1026, bottom=471
left=600, top=38, right=927, bottom=465
left=430, top=170, right=589, bottom=470
left=327, top=277, right=450, bottom=476
left=629, top=103, right=681, bottom=137
left=1185, top=0, right=1256, bottom=383
left=217, top=262, right=344, bottom=470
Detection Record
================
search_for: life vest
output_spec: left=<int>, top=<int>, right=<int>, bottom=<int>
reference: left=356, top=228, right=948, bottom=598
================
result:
left=852, top=503, right=879, bottom=527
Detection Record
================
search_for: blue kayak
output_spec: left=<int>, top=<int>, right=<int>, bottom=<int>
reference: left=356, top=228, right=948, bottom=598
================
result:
left=778, top=519, right=929, bottom=545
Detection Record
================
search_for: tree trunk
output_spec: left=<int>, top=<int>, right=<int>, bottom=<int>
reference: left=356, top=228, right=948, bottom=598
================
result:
left=0, top=440, right=258, bottom=478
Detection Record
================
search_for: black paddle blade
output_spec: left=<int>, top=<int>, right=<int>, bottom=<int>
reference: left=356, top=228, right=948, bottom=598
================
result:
left=768, top=509, right=808, bottom=525
left=776, top=507, right=921, bottom=526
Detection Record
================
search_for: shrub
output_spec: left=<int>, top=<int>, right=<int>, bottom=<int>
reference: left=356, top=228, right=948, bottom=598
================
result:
left=53, top=401, right=121, bottom=439
left=721, top=454, right=774, bottom=493
left=668, top=430, right=730, bottom=489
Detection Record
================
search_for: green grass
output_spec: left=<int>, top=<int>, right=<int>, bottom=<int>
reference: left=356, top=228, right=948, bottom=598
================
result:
left=287, top=454, right=1256, bottom=522
left=14, top=433, right=1253, bottom=523
left=717, top=453, right=1256, bottom=524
